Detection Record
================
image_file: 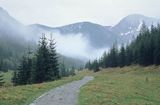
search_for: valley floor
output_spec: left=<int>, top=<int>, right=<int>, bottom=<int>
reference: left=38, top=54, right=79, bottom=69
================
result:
left=0, top=71, right=91, bottom=105
left=78, top=66, right=160, bottom=105
left=1, top=66, right=160, bottom=105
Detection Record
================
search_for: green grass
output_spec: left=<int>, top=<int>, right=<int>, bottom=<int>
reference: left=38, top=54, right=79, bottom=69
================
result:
left=1, top=66, right=160, bottom=105
left=0, top=70, right=92, bottom=105
left=78, top=66, right=160, bottom=105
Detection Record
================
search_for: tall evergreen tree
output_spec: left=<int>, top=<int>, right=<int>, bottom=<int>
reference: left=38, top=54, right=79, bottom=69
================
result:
left=47, top=35, right=59, bottom=80
left=125, top=46, right=132, bottom=66
left=13, top=56, right=28, bottom=85
left=118, top=45, right=126, bottom=67
left=108, top=45, right=118, bottom=67
left=12, top=48, right=33, bottom=85
left=12, top=70, right=18, bottom=85
left=0, top=72, right=4, bottom=86
left=101, top=52, right=108, bottom=68
left=85, top=60, right=91, bottom=70
left=153, top=25, right=160, bottom=65
left=92, top=59, right=100, bottom=72
left=35, top=34, right=50, bottom=83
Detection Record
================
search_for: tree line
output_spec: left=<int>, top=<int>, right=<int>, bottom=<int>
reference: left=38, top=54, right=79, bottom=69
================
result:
left=12, top=34, right=75, bottom=85
left=86, top=23, right=160, bottom=71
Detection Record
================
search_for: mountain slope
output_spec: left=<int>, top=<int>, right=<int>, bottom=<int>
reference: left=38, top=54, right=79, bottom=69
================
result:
left=29, top=14, right=160, bottom=49
left=0, top=7, right=35, bottom=71
left=0, top=7, right=84, bottom=70
left=1, top=6, right=160, bottom=61
left=111, top=14, right=160, bottom=43
left=29, top=22, right=119, bottom=48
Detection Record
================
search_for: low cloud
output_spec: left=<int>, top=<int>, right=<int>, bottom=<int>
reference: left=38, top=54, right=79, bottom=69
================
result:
left=46, top=32, right=109, bottom=61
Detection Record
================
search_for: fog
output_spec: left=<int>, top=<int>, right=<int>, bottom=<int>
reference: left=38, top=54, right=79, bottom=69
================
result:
left=45, top=32, right=109, bottom=61
left=0, top=7, right=108, bottom=61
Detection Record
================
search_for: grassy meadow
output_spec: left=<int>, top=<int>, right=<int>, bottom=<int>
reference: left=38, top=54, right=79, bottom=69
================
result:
left=0, top=70, right=92, bottom=105
left=1, top=66, right=160, bottom=105
left=78, top=66, right=160, bottom=105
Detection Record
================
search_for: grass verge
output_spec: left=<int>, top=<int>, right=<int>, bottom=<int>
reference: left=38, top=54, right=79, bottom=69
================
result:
left=0, top=70, right=92, bottom=105
left=78, top=66, right=160, bottom=105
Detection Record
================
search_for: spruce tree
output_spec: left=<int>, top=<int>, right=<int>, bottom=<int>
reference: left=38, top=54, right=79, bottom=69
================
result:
left=26, top=49, right=33, bottom=83
left=101, top=52, right=108, bottom=68
left=85, top=60, right=91, bottom=70
left=109, top=45, right=118, bottom=67
left=118, top=45, right=126, bottom=67
left=12, top=49, right=33, bottom=85
left=92, top=59, right=100, bottom=72
left=14, top=56, right=28, bottom=85
left=154, top=29, right=160, bottom=65
left=125, top=46, right=132, bottom=66
left=35, top=34, right=50, bottom=83
left=48, top=35, right=59, bottom=80
left=0, top=73, right=4, bottom=86
left=12, top=70, right=18, bottom=85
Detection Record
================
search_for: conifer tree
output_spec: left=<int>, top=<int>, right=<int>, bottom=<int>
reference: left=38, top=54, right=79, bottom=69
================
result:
left=47, top=35, right=59, bottom=80
left=12, top=70, right=18, bottom=85
left=118, top=45, right=126, bottom=67
left=125, top=46, right=132, bottom=66
left=101, top=52, right=107, bottom=68
left=0, top=73, right=4, bottom=86
left=14, top=56, right=28, bottom=85
left=85, top=60, right=91, bottom=70
left=12, top=48, right=33, bottom=85
left=92, top=59, right=100, bottom=72
left=153, top=27, right=160, bottom=65
left=35, top=34, right=50, bottom=83
left=108, top=45, right=118, bottom=67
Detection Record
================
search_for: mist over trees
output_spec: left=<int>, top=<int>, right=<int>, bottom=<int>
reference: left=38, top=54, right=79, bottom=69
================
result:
left=0, top=36, right=33, bottom=72
left=12, top=34, right=77, bottom=85
left=86, top=23, right=160, bottom=70
left=12, top=35, right=58, bottom=85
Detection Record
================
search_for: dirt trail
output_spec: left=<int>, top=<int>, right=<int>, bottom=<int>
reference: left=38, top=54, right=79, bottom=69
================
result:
left=30, top=76, right=94, bottom=105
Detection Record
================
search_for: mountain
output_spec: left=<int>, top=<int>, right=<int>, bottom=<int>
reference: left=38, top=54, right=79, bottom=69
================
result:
left=0, top=7, right=36, bottom=49
left=1, top=6, right=160, bottom=62
left=29, top=22, right=119, bottom=48
left=29, top=14, right=160, bottom=49
left=0, top=7, right=35, bottom=41
left=111, top=14, right=160, bottom=43
left=0, top=7, right=84, bottom=70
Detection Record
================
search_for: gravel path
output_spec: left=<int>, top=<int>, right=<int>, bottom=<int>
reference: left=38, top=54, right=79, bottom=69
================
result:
left=30, top=76, right=94, bottom=105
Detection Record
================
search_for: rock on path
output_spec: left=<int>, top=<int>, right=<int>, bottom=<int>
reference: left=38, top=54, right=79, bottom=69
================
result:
left=30, top=76, right=94, bottom=105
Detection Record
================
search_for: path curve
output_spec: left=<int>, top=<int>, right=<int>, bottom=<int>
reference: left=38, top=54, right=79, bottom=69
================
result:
left=30, top=76, right=94, bottom=105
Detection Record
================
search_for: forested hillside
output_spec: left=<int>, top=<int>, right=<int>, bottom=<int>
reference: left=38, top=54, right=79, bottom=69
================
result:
left=87, top=23, right=160, bottom=70
left=0, top=33, right=84, bottom=72
left=0, top=34, right=35, bottom=71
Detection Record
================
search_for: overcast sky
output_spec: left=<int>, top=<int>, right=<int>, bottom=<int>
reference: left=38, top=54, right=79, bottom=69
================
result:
left=0, top=0, right=160, bottom=27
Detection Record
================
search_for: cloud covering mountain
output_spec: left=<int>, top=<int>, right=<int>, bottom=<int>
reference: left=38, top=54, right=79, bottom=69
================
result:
left=0, top=7, right=160, bottom=61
